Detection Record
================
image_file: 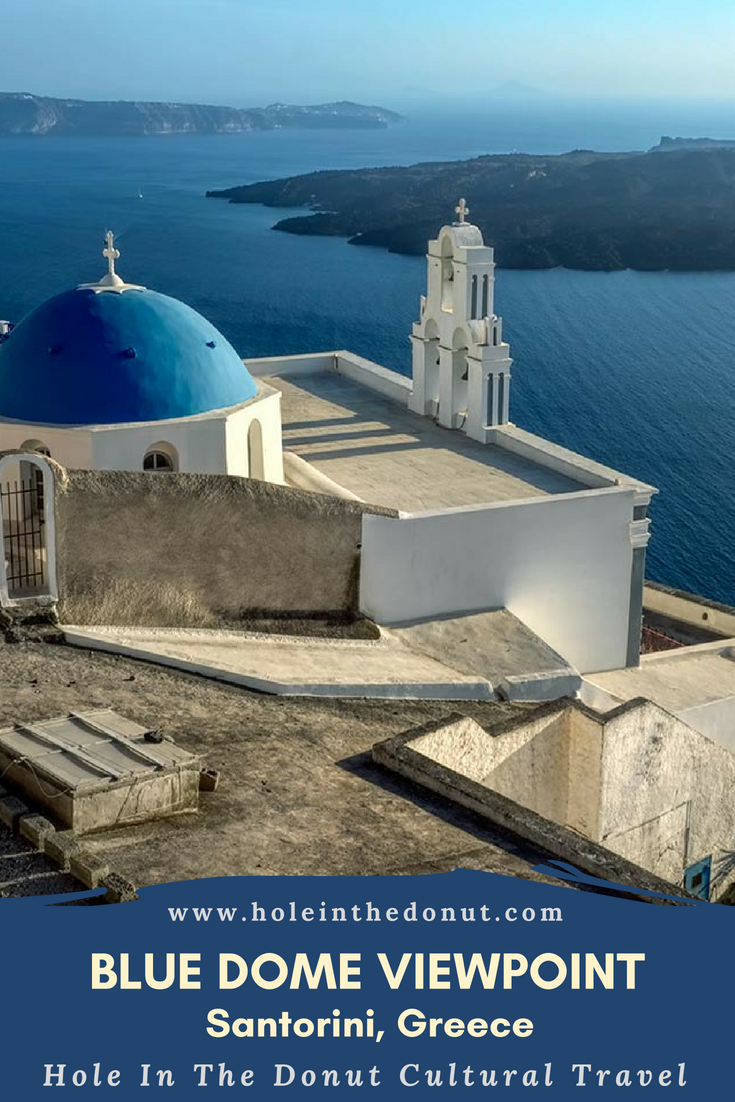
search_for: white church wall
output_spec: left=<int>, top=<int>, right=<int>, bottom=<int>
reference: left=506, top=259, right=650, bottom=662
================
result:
left=224, top=388, right=284, bottom=482
left=359, top=486, right=637, bottom=674
left=91, top=417, right=228, bottom=474
left=0, top=422, right=94, bottom=469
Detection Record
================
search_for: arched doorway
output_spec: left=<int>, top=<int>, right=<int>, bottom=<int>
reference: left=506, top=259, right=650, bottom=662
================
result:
left=20, top=439, right=51, bottom=513
left=247, top=419, right=264, bottom=480
left=0, top=453, right=57, bottom=605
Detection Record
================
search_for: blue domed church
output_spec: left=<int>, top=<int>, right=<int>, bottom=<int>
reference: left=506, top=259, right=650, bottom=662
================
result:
left=0, top=234, right=284, bottom=480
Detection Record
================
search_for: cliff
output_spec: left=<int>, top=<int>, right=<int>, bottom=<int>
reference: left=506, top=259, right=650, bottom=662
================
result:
left=207, top=142, right=735, bottom=271
left=0, top=93, right=404, bottom=136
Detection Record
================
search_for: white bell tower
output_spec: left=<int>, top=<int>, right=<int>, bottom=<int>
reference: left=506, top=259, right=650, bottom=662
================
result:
left=408, top=200, right=513, bottom=443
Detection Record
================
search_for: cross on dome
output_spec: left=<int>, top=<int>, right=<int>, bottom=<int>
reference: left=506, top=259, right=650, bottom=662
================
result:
left=77, top=230, right=145, bottom=295
left=102, top=230, right=120, bottom=282
left=454, top=198, right=470, bottom=224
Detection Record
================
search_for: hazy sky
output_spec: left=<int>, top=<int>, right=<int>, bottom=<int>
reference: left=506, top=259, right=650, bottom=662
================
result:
left=3, top=0, right=735, bottom=106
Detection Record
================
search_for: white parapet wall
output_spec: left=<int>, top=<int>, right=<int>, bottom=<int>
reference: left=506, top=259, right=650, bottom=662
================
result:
left=490, top=424, right=655, bottom=500
left=359, top=486, right=638, bottom=675
left=245, top=350, right=412, bottom=408
left=244, top=351, right=337, bottom=379
left=334, top=353, right=411, bottom=406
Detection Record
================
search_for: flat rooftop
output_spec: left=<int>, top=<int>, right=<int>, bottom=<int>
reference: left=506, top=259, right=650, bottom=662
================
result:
left=385, top=609, right=574, bottom=687
left=588, top=646, right=735, bottom=713
left=62, top=609, right=574, bottom=702
left=267, top=373, right=586, bottom=512
left=0, top=641, right=572, bottom=891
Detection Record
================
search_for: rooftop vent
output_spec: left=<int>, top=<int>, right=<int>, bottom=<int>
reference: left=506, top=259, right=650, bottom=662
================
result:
left=0, top=708, right=200, bottom=834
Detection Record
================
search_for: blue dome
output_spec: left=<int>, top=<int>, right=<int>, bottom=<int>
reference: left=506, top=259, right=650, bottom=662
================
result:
left=0, top=286, right=257, bottom=425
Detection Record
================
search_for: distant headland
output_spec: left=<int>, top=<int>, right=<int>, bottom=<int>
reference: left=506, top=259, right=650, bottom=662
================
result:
left=207, top=137, right=735, bottom=271
left=0, top=92, right=404, bottom=136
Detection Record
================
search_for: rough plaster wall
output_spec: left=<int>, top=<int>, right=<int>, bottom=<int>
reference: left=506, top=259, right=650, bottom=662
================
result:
left=54, top=469, right=391, bottom=626
left=485, top=711, right=571, bottom=825
left=566, top=710, right=603, bottom=839
left=678, top=695, right=735, bottom=752
left=600, top=702, right=735, bottom=893
left=413, top=707, right=602, bottom=838
left=411, top=717, right=502, bottom=781
left=413, top=709, right=568, bottom=785
left=604, top=804, right=688, bottom=887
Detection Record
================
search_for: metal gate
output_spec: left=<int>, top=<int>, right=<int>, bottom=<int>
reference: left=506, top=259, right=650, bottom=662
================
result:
left=1, top=476, right=47, bottom=595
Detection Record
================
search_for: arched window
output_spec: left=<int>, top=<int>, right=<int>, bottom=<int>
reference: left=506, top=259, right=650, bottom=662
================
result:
left=20, top=439, right=50, bottom=457
left=143, top=442, right=178, bottom=473
left=470, top=275, right=478, bottom=319
left=143, top=452, right=174, bottom=472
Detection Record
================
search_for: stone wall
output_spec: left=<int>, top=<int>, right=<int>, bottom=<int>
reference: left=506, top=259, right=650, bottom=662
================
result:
left=601, top=699, right=735, bottom=899
left=373, top=715, right=694, bottom=905
left=379, top=699, right=735, bottom=903
left=53, top=468, right=394, bottom=627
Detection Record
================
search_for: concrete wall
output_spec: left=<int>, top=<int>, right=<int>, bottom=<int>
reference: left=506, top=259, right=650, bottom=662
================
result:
left=566, top=709, right=604, bottom=838
left=412, top=712, right=558, bottom=785
left=486, top=711, right=571, bottom=827
left=392, top=695, right=735, bottom=900
left=600, top=701, right=735, bottom=898
left=54, top=468, right=392, bottom=627
left=360, top=487, right=637, bottom=674
left=644, top=582, right=735, bottom=639
left=374, top=719, right=693, bottom=903
left=0, top=416, right=230, bottom=477
left=412, top=708, right=602, bottom=839
left=678, top=695, right=735, bottom=752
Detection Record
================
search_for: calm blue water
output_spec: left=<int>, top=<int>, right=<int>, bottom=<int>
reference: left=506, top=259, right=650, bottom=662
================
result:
left=1, top=102, right=734, bottom=602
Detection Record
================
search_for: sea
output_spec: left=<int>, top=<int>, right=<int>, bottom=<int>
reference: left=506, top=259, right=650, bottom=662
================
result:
left=0, top=98, right=734, bottom=602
